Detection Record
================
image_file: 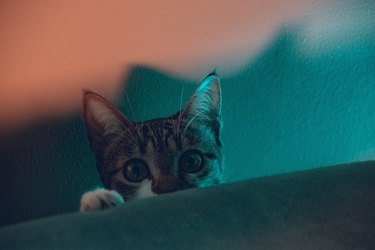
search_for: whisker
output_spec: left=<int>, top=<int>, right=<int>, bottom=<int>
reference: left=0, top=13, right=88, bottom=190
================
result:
left=177, top=86, right=184, bottom=136
left=119, top=125, right=137, bottom=143
left=165, top=101, right=178, bottom=137
left=182, top=111, right=202, bottom=136
left=124, top=91, right=135, bottom=120
left=124, top=91, right=143, bottom=140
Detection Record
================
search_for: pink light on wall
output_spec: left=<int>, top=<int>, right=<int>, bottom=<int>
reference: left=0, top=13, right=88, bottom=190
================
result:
left=0, top=0, right=322, bottom=130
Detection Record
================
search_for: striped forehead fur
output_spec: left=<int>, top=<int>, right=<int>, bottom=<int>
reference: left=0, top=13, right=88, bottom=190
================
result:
left=102, top=116, right=218, bottom=170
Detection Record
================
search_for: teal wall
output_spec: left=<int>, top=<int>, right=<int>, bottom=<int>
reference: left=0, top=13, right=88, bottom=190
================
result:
left=121, top=29, right=375, bottom=181
left=223, top=30, right=375, bottom=180
left=0, top=25, right=374, bottom=226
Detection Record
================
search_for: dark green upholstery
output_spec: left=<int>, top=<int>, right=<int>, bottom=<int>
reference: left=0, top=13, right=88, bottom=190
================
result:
left=1, top=161, right=374, bottom=249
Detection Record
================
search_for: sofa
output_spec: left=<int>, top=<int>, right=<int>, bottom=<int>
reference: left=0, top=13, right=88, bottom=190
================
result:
left=1, top=160, right=374, bottom=249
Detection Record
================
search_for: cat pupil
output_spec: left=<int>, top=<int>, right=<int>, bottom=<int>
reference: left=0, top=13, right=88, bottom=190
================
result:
left=180, top=151, right=203, bottom=173
left=132, top=165, right=141, bottom=177
left=187, top=155, right=200, bottom=167
left=123, top=159, right=149, bottom=182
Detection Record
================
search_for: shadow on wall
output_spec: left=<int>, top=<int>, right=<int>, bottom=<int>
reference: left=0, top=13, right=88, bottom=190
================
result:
left=0, top=27, right=375, bottom=226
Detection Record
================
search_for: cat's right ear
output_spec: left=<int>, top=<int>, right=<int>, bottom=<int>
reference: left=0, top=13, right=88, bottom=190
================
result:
left=82, top=90, right=132, bottom=153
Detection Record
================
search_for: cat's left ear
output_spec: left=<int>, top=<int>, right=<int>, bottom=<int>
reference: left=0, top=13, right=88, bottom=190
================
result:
left=184, top=72, right=222, bottom=122
left=82, top=90, right=133, bottom=154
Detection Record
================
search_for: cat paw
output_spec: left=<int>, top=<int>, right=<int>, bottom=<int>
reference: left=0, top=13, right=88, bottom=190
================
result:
left=80, top=188, right=125, bottom=212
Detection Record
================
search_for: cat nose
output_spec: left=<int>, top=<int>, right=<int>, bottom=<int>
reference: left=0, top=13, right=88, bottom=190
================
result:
left=152, top=176, right=177, bottom=194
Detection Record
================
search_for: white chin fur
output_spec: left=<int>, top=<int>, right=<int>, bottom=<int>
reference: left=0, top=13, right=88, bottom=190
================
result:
left=135, top=180, right=157, bottom=199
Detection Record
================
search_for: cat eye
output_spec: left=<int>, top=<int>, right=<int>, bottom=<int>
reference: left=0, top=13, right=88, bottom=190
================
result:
left=180, top=150, right=204, bottom=173
left=123, top=159, right=149, bottom=182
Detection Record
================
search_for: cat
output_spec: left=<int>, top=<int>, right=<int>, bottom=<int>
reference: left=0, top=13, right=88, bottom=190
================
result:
left=80, top=73, right=223, bottom=212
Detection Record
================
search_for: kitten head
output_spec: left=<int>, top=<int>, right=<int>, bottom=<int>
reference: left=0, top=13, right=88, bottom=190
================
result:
left=83, top=73, right=223, bottom=201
